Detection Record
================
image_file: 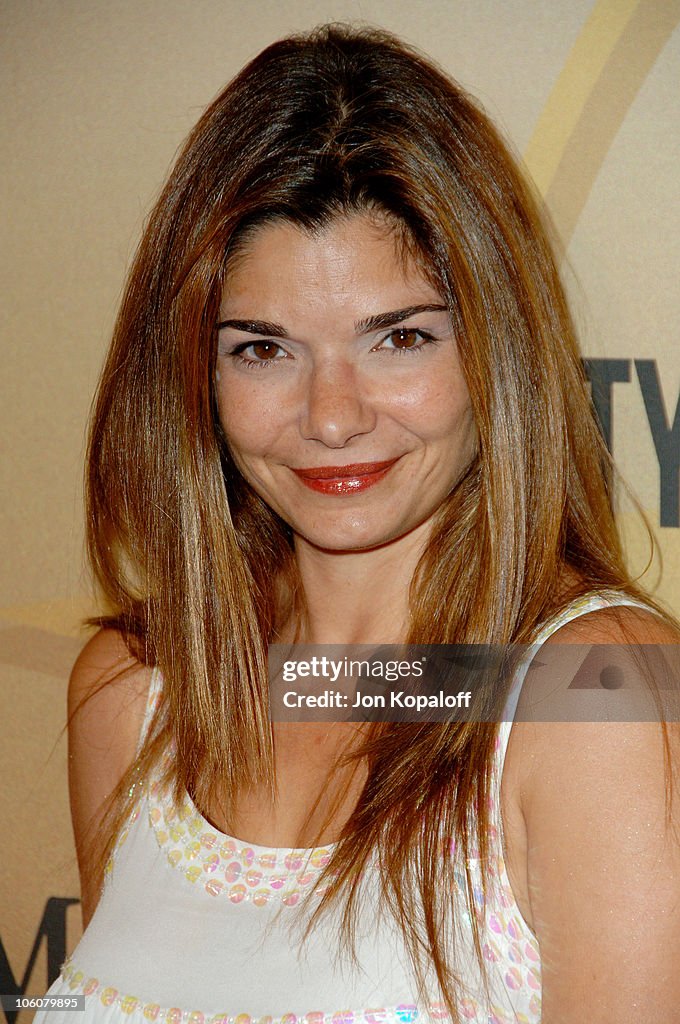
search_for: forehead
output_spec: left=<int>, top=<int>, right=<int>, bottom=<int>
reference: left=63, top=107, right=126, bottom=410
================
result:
left=220, top=213, right=444, bottom=322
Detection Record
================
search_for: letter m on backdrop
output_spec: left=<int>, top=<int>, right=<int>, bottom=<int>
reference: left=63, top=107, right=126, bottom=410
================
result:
left=0, top=898, right=79, bottom=1024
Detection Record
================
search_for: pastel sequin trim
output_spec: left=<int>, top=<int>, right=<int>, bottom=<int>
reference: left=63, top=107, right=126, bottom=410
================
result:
left=146, top=748, right=338, bottom=906
left=58, top=958, right=540, bottom=1024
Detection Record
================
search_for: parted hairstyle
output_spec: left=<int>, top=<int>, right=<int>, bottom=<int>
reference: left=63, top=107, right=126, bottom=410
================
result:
left=84, top=23, right=675, bottom=1018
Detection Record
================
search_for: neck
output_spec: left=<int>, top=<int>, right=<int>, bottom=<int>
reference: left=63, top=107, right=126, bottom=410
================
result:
left=289, top=521, right=432, bottom=644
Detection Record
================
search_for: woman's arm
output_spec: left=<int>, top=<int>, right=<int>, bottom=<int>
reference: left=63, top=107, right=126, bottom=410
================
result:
left=519, top=608, right=680, bottom=1022
left=67, top=628, right=151, bottom=928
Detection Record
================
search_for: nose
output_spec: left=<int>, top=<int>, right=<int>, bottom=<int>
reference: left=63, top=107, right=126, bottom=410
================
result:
left=299, top=360, right=377, bottom=448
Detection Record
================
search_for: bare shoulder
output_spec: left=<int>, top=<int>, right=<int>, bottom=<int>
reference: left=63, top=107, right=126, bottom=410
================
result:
left=509, top=602, right=680, bottom=788
left=513, top=603, right=680, bottom=1018
left=513, top=600, right=680, bottom=828
left=69, top=627, right=151, bottom=721
left=517, top=599, right=680, bottom=811
left=69, top=628, right=153, bottom=766
left=540, top=599, right=680, bottom=645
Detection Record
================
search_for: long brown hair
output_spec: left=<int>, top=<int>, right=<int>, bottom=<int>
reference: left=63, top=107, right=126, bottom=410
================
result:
left=84, top=24, right=675, bottom=1017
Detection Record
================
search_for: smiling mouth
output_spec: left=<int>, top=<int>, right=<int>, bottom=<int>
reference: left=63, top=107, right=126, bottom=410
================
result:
left=290, top=458, right=400, bottom=495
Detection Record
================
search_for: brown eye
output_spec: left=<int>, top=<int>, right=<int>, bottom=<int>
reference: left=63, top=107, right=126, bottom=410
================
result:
left=389, top=328, right=420, bottom=349
left=378, top=328, right=434, bottom=353
left=226, top=339, right=289, bottom=368
left=251, top=341, right=282, bottom=360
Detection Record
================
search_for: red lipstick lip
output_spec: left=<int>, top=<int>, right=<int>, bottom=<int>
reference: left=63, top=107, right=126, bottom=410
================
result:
left=290, top=458, right=400, bottom=495
left=292, top=459, right=398, bottom=480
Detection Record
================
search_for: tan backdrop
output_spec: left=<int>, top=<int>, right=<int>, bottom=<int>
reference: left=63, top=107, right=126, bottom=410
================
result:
left=2, top=0, right=679, bottom=1014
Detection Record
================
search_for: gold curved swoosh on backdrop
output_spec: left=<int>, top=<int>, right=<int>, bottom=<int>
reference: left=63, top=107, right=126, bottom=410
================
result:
left=524, top=0, right=680, bottom=245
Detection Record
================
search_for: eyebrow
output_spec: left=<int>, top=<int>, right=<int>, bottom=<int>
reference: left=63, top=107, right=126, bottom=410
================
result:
left=355, top=304, right=448, bottom=334
left=215, top=304, right=449, bottom=338
left=216, top=318, right=289, bottom=338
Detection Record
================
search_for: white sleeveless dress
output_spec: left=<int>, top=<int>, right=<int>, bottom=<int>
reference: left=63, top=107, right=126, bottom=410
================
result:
left=36, top=590, right=657, bottom=1024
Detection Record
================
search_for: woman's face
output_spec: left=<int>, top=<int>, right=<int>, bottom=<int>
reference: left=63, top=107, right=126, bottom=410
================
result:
left=216, top=212, right=477, bottom=553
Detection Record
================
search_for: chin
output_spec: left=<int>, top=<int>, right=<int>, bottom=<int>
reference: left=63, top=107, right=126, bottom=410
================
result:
left=311, top=536, right=390, bottom=554
left=292, top=517, right=413, bottom=554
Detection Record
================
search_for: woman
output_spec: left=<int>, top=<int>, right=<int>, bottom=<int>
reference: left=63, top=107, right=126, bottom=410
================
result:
left=39, top=24, right=679, bottom=1024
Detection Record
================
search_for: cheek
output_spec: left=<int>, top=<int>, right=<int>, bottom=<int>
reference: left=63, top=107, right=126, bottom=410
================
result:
left=216, top=380, right=282, bottom=459
left=387, top=373, right=475, bottom=443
